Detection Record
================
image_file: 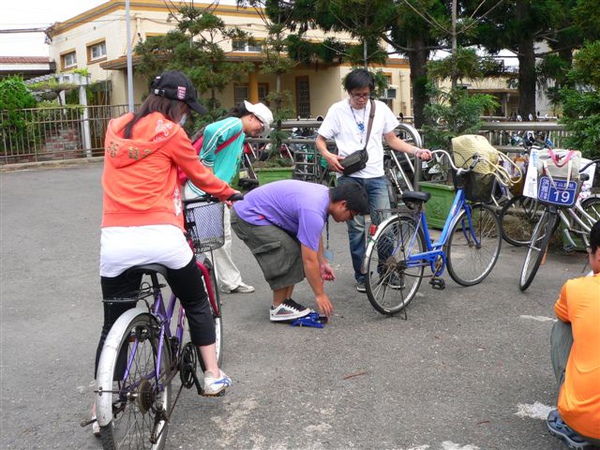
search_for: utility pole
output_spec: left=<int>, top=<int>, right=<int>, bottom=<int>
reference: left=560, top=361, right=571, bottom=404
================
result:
left=125, top=0, right=134, bottom=112
left=451, top=0, right=458, bottom=90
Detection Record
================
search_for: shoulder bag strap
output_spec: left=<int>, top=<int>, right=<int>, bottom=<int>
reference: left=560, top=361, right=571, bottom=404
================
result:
left=215, top=130, right=243, bottom=155
left=363, top=100, right=376, bottom=147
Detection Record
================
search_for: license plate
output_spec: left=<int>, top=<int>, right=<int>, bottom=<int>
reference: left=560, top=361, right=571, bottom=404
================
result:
left=538, top=176, right=577, bottom=206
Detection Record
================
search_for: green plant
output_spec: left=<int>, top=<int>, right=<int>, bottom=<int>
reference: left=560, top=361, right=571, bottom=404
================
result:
left=422, top=83, right=498, bottom=150
left=560, top=41, right=600, bottom=160
left=0, top=76, right=37, bottom=154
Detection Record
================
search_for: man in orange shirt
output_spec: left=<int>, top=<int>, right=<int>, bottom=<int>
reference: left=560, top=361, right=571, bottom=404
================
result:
left=547, top=220, right=600, bottom=449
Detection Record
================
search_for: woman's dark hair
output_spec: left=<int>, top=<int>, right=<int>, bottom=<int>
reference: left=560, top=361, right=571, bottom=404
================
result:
left=123, top=94, right=188, bottom=138
left=224, top=102, right=251, bottom=119
left=330, top=183, right=369, bottom=215
left=344, top=68, right=375, bottom=93
left=591, top=220, right=600, bottom=253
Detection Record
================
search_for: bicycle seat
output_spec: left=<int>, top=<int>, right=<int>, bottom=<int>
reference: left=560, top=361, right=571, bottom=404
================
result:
left=124, top=264, right=169, bottom=278
left=402, top=191, right=431, bottom=204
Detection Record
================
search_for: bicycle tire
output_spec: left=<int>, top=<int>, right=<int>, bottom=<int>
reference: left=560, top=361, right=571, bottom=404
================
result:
left=97, top=311, right=172, bottom=450
left=499, top=195, right=543, bottom=247
left=446, top=204, right=502, bottom=286
left=519, top=208, right=559, bottom=291
left=579, top=196, right=600, bottom=229
left=385, top=162, right=400, bottom=209
left=364, top=215, right=425, bottom=315
left=198, top=256, right=223, bottom=371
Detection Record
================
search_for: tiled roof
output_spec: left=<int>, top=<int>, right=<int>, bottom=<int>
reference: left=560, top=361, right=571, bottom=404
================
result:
left=0, top=56, right=51, bottom=64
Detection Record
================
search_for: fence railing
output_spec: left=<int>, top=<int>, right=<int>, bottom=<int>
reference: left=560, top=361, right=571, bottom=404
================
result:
left=1, top=105, right=130, bottom=165
left=0, top=104, right=570, bottom=166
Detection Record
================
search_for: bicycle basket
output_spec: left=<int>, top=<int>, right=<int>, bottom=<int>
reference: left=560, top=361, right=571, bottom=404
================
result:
left=183, top=200, right=225, bottom=253
left=453, top=171, right=495, bottom=202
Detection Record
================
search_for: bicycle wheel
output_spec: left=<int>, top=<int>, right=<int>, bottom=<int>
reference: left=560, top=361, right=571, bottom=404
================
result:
left=446, top=204, right=501, bottom=286
left=499, top=195, right=543, bottom=247
left=198, top=255, right=223, bottom=371
left=519, top=208, right=559, bottom=291
left=97, top=313, right=172, bottom=450
left=364, top=215, right=426, bottom=315
left=385, top=161, right=400, bottom=208
left=579, top=196, right=600, bottom=228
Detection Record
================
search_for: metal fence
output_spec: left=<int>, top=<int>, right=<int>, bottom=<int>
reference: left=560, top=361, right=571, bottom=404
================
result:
left=0, top=104, right=571, bottom=166
left=0, top=104, right=130, bottom=165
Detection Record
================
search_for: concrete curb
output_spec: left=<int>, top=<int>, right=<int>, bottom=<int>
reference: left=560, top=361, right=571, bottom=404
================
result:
left=0, top=156, right=104, bottom=172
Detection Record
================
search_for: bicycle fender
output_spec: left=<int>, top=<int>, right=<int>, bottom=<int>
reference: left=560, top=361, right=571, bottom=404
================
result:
left=360, top=214, right=414, bottom=274
left=96, top=307, right=149, bottom=427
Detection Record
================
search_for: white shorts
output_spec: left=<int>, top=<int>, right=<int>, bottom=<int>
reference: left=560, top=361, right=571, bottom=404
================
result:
left=100, top=225, right=193, bottom=278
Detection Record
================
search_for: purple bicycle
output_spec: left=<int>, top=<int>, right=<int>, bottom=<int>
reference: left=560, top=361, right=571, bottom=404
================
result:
left=92, top=194, right=238, bottom=449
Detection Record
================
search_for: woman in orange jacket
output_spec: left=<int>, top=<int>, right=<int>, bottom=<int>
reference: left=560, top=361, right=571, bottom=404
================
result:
left=96, top=71, right=237, bottom=397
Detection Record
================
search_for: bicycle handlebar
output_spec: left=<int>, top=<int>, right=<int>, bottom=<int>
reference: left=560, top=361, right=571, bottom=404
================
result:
left=429, top=149, right=485, bottom=175
left=182, top=192, right=244, bottom=205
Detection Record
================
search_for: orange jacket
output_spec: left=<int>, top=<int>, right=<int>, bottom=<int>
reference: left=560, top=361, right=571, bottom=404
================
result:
left=102, top=112, right=235, bottom=231
left=555, top=274, right=600, bottom=439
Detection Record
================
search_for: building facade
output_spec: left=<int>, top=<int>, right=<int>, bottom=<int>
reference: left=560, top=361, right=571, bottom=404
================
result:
left=45, top=0, right=413, bottom=118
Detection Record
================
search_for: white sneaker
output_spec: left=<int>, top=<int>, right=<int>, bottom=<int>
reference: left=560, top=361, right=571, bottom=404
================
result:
left=221, top=282, right=255, bottom=294
left=270, top=299, right=311, bottom=322
left=202, top=370, right=232, bottom=396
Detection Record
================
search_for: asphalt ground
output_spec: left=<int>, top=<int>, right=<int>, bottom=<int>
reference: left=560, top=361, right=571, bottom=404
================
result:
left=1, top=161, right=591, bottom=450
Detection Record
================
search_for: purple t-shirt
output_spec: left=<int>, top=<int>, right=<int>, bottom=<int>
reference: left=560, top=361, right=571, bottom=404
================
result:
left=233, top=179, right=329, bottom=252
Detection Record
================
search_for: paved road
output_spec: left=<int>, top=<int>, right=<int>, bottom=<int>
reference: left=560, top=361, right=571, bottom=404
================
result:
left=1, top=162, right=590, bottom=450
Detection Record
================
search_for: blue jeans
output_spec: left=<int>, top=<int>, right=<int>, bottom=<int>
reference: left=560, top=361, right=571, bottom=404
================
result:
left=337, top=176, right=390, bottom=283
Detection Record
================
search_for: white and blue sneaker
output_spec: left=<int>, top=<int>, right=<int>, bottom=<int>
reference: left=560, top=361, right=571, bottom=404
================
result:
left=202, top=370, right=232, bottom=396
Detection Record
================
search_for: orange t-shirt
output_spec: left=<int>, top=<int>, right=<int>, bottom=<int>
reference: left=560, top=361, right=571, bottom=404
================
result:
left=554, top=273, right=600, bottom=439
left=102, top=112, right=235, bottom=231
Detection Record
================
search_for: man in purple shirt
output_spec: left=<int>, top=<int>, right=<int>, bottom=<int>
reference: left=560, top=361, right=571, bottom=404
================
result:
left=231, top=180, right=368, bottom=322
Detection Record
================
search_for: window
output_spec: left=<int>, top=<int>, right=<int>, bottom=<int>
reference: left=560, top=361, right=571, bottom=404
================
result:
left=62, top=51, right=77, bottom=70
left=233, top=83, right=269, bottom=105
left=295, top=77, right=310, bottom=118
left=88, top=41, right=106, bottom=62
left=232, top=39, right=263, bottom=53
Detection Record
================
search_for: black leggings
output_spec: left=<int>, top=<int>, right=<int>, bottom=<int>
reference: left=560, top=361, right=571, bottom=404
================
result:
left=94, top=257, right=215, bottom=375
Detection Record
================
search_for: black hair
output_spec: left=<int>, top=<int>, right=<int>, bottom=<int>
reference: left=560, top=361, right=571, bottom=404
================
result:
left=344, top=68, right=375, bottom=93
left=330, top=183, right=369, bottom=215
left=591, top=220, right=600, bottom=253
left=123, top=94, right=187, bottom=139
left=225, top=102, right=251, bottom=119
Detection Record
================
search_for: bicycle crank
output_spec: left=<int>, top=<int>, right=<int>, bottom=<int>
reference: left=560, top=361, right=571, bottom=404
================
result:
left=180, top=342, right=203, bottom=394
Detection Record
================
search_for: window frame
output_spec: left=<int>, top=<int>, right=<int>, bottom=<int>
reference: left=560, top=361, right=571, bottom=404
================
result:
left=87, top=40, right=107, bottom=63
left=61, top=50, right=77, bottom=70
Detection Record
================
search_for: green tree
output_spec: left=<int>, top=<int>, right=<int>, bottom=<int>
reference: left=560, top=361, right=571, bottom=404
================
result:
left=469, top=0, right=568, bottom=118
left=423, top=48, right=499, bottom=149
left=134, top=2, right=254, bottom=121
left=560, top=41, right=600, bottom=159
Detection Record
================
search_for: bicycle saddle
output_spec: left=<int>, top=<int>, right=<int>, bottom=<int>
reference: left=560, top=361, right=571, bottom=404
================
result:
left=124, top=264, right=169, bottom=278
left=402, top=191, right=431, bottom=204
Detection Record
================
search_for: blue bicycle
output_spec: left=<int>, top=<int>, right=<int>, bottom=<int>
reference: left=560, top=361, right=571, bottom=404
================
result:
left=361, top=150, right=503, bottom=316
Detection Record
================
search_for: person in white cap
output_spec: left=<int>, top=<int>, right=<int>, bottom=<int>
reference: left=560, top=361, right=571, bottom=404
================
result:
left=185, top=101, right=274, bottom=294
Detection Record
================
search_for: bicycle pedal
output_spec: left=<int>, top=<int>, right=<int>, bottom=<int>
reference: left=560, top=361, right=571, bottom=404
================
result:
left=429, top=277, right=446, bottom=290
left=200, top=389, right=226, bottom=398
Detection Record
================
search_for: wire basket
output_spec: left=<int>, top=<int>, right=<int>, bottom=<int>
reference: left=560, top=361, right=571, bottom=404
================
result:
left=453, top=171, right=495, bottom=202
left=183, top=200, right=225, bottom=253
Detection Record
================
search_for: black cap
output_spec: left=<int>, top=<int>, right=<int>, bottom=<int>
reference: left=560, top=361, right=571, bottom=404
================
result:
left=150, top=70, right=207, bottom=115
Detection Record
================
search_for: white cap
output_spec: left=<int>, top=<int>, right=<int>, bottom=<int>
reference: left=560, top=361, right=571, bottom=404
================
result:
left=244, top=100, right=274, bottom=133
